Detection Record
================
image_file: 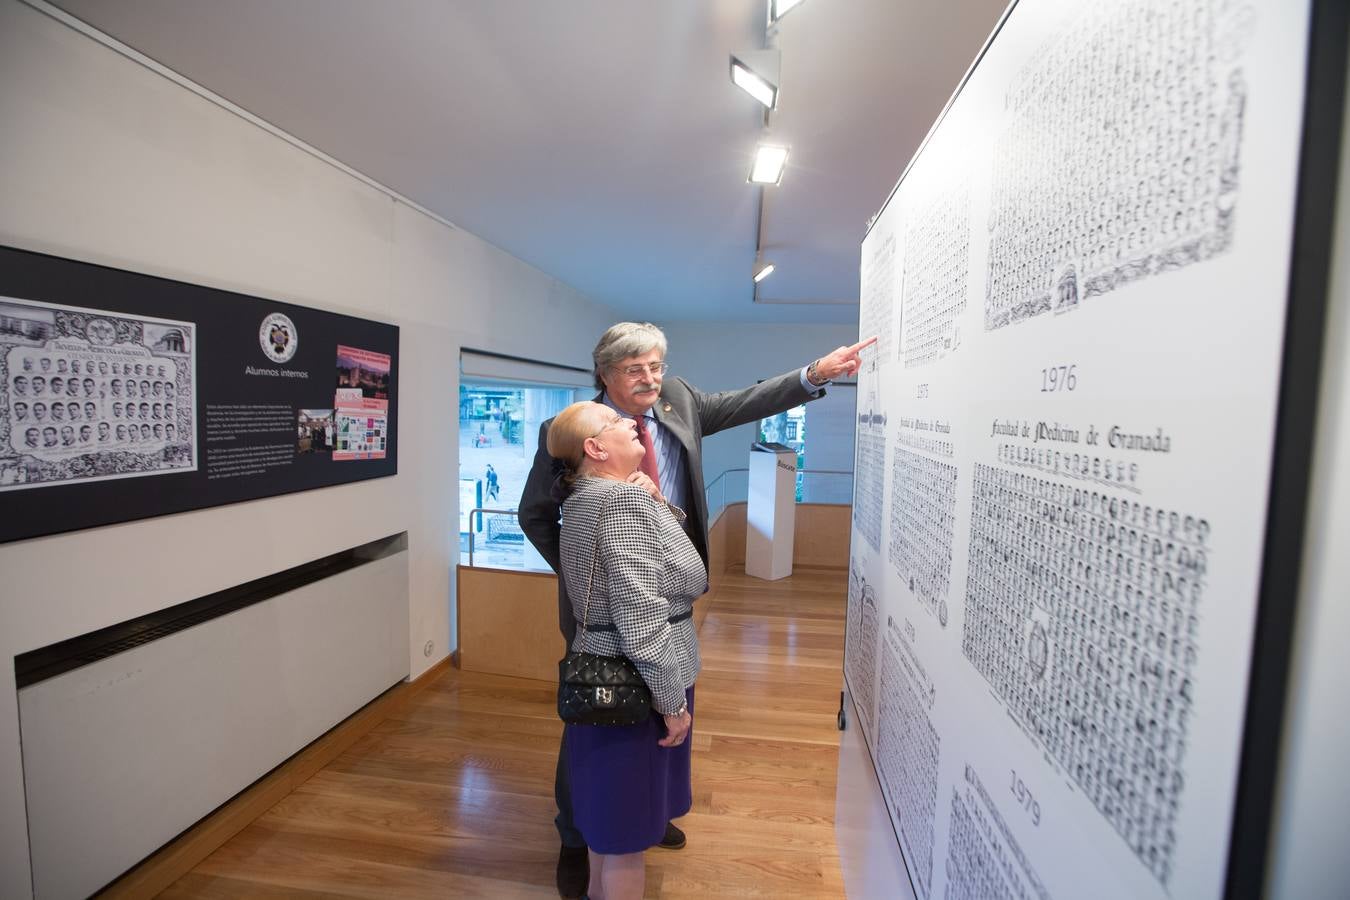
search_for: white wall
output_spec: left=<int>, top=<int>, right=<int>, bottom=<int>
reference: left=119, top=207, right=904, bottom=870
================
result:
left=0, top=2, right=617, bottom=893
left=658, top=321, right=859, bottom=494
left=1264, top=37, right=1350, bottom=899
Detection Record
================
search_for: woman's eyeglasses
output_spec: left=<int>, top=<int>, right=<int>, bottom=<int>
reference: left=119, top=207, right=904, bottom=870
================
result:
left=588, top=415, right=627, bottom=439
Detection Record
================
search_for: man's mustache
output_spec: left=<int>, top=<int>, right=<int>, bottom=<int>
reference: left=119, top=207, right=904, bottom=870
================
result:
left=633, top=382, right=659, bottom=394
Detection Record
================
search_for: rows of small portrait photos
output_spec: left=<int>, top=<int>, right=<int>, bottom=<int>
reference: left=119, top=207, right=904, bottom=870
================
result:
left=2, top=296, right=195, bottom=490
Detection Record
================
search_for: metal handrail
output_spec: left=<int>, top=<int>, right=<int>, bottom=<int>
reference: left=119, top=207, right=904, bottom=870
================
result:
left=466, top=468, right=855, bottom=568
left=703, top=467, right=749, bottom=497
left=703, top=466, right=854, bottom=525
left=467, top=506, right=523, bottom=568
left=702, top=464, right=847, bottom=493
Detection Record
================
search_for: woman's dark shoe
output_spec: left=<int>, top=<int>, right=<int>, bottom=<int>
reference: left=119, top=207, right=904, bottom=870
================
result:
left=658, top=821, right=686, bottom=850
left=557, top=844, right=588, bottom=898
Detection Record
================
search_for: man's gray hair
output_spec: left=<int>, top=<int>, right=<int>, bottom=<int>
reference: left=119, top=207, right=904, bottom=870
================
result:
left=591, top=322, right=668, bottom=389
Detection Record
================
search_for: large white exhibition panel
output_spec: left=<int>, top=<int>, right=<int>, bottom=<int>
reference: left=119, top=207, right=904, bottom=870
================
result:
left=842, top=1, right=1325, bottom=898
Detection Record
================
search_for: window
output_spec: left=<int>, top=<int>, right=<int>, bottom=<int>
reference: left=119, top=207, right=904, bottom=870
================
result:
left=458, top=350, right=594, bottom=570
left=758, top=406, right=807, bottom=500
left=460, top=383, right=586, bottom=570
left=757, top=383, right=856, bottom=504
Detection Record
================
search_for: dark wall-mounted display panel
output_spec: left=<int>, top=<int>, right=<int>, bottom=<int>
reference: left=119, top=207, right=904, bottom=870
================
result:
left=0, top=245, right=399, bottom=544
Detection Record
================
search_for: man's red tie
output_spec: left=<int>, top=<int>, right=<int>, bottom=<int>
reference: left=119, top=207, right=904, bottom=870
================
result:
left=632, top=414, right=661, bottom=486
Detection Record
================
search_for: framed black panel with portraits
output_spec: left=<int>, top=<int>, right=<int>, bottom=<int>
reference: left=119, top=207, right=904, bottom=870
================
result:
left=0, top=245, right=399, bottom=544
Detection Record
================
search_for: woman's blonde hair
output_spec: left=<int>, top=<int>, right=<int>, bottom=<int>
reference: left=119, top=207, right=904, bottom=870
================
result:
left=547, top=401, right=608, bottom=485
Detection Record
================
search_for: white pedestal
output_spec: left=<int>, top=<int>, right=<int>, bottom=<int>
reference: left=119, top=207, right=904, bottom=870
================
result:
left=745, top=443, right=797, bottom=581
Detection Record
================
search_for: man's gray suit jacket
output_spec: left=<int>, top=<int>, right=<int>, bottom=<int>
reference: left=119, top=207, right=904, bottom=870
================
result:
left=517, top=368, right=822, bottom=643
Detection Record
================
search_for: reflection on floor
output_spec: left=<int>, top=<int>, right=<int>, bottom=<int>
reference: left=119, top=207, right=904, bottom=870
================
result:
left=160, top=565, right=849, bottom=898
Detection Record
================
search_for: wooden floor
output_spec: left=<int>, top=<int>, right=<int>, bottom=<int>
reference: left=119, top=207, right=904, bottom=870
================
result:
left=159, top=565, right=849, bottom=899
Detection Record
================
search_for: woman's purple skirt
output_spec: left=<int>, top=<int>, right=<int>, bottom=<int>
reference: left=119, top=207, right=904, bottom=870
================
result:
left=565, top=686, right=694, bottom=854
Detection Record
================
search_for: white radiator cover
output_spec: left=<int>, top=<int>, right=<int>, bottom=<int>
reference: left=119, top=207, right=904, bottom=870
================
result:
left=17, top=548, right=410, bottom=900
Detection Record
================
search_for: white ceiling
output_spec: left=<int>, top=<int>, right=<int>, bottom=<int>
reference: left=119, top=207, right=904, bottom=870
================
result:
left=49, top=0, right=1009, bottom=324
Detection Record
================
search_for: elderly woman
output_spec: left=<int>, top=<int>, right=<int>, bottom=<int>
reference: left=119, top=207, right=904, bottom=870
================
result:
left=546, top=400, right=703, bottom=900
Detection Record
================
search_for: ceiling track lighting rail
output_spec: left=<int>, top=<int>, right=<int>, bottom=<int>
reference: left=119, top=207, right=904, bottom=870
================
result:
left=735, top=2, right=811, bottom=299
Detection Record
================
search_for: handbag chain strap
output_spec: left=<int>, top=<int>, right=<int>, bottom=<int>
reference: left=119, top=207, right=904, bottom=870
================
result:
left=575, top=481, right=679, bottom=634
left=577, top=482, right=617, bottom=634
left=579, top=532, right=600, bottom=634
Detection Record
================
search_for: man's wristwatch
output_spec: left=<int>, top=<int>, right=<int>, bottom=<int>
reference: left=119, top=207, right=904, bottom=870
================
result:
left=667, top=703, right=688, bottom=718
left=807, top=360, right=826, bottom=386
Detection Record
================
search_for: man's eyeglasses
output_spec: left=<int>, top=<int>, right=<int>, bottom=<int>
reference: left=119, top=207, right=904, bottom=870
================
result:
left=614, top=362, right=670, bottom=379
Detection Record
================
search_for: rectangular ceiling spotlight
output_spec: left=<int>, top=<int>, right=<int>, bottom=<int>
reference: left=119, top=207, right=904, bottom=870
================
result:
left=753, top=261, right=776, bottom=283
left=749, top=144, right=789, bottom=185
left=730, top=56, right=778, bottom=109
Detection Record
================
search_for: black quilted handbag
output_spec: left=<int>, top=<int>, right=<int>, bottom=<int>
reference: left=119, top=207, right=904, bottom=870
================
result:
left=557, top=495, right=653, bottom=727
left=558, top=649, right=652, bottom=726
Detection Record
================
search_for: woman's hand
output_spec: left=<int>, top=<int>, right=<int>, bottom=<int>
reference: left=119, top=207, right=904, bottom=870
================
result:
left=627, top=471, right=664, bottom=502
left=658, top=709, right=691, bottom=748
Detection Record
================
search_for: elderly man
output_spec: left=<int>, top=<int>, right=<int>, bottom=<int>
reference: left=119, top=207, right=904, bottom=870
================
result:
left=519, top=321, right=873, bottom=897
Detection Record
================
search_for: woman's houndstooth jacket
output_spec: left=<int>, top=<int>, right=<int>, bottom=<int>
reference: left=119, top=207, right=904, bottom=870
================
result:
left=559, top=477, right=705, bottom=715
